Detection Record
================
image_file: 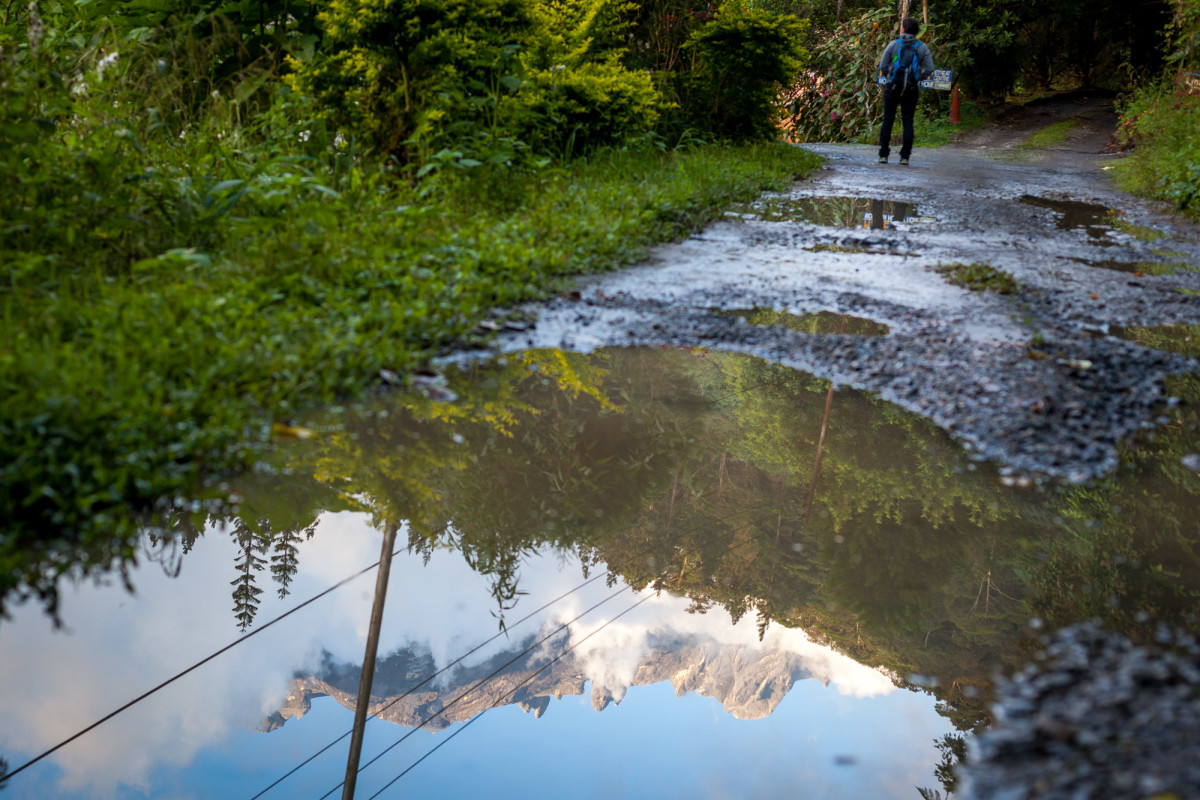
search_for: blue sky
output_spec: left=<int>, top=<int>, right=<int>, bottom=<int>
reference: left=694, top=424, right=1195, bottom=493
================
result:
left=0, top=511, right=952, bottom=800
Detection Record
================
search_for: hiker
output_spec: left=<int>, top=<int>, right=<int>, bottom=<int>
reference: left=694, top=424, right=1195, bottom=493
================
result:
left=877, top=17, right=936, bottom=165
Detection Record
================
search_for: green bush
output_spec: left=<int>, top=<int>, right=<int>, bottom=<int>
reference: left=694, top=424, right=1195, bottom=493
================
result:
left=784, top=8, right=974, bottom=145
left=783, top=7, right=893, bottom=142
left=684, top=3, right=807, bottom=141
left=500, top=60, right=660, bottom=155
left=534, top=0, right=638, bottom=65
left=1113, top=0, right=1200, bottom=217
left=1115, top=85, right=1200, bottom=216
left=286, top=0, right=541, bottom=160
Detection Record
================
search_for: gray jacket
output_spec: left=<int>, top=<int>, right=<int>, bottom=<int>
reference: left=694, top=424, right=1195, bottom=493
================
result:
left=878, top=33, right=935, bottom=88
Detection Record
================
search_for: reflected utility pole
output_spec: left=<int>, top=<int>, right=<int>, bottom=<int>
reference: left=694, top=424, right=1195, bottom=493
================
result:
left=804, top=317, right=846, bottom=526
left=343, top=521, right=399, bottom=800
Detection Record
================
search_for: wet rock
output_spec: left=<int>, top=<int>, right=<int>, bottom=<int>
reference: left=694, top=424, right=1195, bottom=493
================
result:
left=962, top=623, right=1200, bottom=799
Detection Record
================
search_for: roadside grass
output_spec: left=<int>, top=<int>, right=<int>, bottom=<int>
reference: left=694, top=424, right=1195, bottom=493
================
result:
left=934, top=262, right=1021, bottom=294
left=1, top=140, right=822, bottom=612
left=1018, top=119, right=1079, bottom=149
left=1131, top=260, right=1195, bottom=276
left=1107, top=212, right=1168, bottom=242
left=1112, top=87, right=1200, bottom=218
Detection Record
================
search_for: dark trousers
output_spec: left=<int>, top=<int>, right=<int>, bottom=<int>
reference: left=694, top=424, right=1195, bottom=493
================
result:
left=878, top=86, right=918, bottom=159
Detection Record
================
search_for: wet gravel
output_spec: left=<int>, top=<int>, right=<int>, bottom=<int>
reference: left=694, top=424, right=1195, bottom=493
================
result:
left=474, top=95, right=1200, bottom=484
left=963, top=623, right=1200, bottom=799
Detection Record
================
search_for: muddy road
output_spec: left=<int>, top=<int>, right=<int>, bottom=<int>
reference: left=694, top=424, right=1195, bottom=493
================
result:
left=489, top=95, right=1200, bottom=483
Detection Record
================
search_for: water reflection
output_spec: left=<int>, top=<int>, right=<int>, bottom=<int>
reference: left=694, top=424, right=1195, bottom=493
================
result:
left=1020, top=195, right=1119, bottom=246
left=719, top=308, right=890, bottom=336
left=730, top=195, right=934, bottom=228
left=3, top=345, right=1200, bottom=798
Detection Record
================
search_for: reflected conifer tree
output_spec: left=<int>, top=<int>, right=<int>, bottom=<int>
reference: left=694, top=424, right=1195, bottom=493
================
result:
left=167, top=346, right=1200, bottom=739
left=230, top=518, right=269, bottom=631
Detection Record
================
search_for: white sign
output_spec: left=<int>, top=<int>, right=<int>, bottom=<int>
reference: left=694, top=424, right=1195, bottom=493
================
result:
left=921, top=69, right=954, bottom=91
left=876, top=68, right=953, bottom=90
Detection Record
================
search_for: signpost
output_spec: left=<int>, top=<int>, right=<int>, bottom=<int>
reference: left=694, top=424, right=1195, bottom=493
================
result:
left=876, top=68, right=954, bottom=90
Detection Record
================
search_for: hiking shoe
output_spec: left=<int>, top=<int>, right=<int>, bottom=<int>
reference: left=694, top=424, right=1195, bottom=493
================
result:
left=899, top=157, right=910, bottom=165
left=878, top=156, right=888, bottom=164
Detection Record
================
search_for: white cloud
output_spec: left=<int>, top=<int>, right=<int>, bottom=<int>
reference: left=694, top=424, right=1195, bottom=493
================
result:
left=0, top=509, right=899, bottom=796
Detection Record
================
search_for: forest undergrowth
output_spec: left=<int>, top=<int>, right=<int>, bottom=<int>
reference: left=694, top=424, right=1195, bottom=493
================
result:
left=0, top=0, right=819, bottom=614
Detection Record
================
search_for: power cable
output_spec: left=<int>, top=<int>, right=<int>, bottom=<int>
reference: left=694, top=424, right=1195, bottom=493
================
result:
left=3, top=545, right=399, bottom=784
left=366, top=591, right=657, bottom=799
left=252, top=498, right=777, bottom=799
left=315, top=582, right=634, bottom=800
left=358, top=529, right=764, bottom=798
left=247, top=572, right=608, bottom=800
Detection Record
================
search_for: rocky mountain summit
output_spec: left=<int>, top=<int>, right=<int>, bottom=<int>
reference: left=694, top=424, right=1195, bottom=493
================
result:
left=260, top=632, right=838, bottom=733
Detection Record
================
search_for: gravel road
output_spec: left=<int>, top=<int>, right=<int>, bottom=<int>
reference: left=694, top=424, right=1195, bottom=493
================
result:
left=488, top=93, right=1200, bottom=483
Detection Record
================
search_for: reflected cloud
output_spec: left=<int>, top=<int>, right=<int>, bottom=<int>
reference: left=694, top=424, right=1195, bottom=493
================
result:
left=0, top=508, right=894, bottom=796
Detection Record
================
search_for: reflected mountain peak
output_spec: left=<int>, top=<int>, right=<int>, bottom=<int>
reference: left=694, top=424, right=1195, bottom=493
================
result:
left=262, top=626, right=872, bottom=735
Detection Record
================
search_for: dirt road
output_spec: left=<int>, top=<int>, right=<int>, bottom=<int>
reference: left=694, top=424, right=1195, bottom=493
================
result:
left=491, top=94, right=1200, bottom=482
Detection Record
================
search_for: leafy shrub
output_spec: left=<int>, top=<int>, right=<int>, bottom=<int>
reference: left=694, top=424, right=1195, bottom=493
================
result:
left=534, top=0, right=638, bottom=65
left=286, top=0, right=541, bottom=160
left=500, top=60, right=660, bottom=155
left=624, top=0, right=716, bottom=73
left=1116, top=84, right=1200, bottom=215
left=684, top=3, right=807, bottom=141
left=782, top=7, right=894, bottom=142
left=1113, top=0, right=1200, bottom=217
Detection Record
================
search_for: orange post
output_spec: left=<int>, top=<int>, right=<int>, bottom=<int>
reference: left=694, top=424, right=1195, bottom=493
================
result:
left=950, top=84, right=961, bottom=124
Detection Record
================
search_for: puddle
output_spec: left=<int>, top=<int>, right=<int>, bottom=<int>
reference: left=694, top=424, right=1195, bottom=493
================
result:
left=730, top=195, right=936, bottom=229
left=806, top=243, right=923, bottom=257
left=1020, top=195, right=1119, bottom=246
left=1070, top=257, right=1196, bottom=276
left=721, top=308, right=890, bottom=336
left=1111, top=323, right=1200, bottom=357
left=3, top=347, right=1199, bottom=799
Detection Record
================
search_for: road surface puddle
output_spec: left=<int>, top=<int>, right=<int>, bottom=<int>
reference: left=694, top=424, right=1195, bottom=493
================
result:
left=1021, top=195, right=1119, bottom=246
left=730, top=195, right=935, bottom=229
left=1111, top=323, right=1200, bottom=357
left=1071, top=256, right=1196, bottom=275
left=2, top=348, right=1198, bottom=799
left=720, top=308, right=890, bottom=336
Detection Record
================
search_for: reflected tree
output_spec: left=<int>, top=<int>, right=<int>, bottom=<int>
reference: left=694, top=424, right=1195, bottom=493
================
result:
left=177, top=345, right=1200, bottom=734
left=230, top=518, right=269, bottom=631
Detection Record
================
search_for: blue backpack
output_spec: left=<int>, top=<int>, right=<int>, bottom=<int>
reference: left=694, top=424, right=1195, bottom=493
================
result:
left=884, top=39, right=921, bottom=92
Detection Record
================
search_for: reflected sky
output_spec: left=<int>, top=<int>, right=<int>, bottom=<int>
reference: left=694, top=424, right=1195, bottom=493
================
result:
left=3, top=344, right=1198, bottom=799
left=0, top=511, right=950, bottom=799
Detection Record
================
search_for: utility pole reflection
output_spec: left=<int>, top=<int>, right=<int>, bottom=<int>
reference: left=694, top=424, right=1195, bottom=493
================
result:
left=342, top=521, right=399, bottom=799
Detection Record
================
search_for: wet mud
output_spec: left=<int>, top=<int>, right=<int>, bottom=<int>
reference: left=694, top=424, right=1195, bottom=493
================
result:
left=473, top=95, right=1200, bottom=483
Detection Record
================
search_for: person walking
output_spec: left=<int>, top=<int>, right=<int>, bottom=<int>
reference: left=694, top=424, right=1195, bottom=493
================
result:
left=877, top=17, right=935, bottom=165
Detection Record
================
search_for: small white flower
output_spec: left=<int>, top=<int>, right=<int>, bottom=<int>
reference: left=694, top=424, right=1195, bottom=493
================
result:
left=298, top=130, right=310, bottom=142
left=334, top=132, right=347, bottom=148
left=96, top=50, right=119, bottom=79
left=211, top=89, right=220, bottom=100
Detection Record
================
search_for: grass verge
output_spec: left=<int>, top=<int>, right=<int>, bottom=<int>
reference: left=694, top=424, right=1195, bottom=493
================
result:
left=935, top=262, right=1021, bottom=294
left=1018, top=119, right=1079, bottom=149
left=1112, top=87, right=1200, bottom=218
left=1, top=141, right=822, bottom=614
